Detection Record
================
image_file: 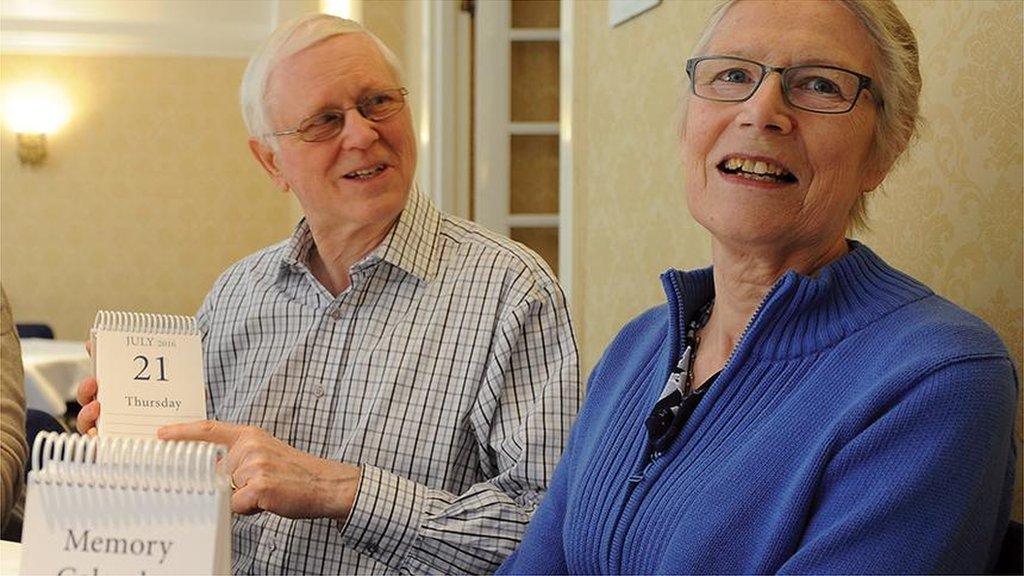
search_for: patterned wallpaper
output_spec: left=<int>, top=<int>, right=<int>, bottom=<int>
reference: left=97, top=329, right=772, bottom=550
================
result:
left=0, top=55, right=295, bottom=340
left=571, top=0, right=1022, bottom=517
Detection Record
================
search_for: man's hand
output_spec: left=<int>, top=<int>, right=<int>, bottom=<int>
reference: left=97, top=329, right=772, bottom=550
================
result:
left=76, top=340, right=99, bottom=435
left=158, top=420, right=361, bottom=522
left=75, top=376, right=100, bottom=434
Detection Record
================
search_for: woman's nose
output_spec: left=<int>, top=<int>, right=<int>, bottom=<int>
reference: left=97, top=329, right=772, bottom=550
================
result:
left=736, top=73, right=794, bottom=134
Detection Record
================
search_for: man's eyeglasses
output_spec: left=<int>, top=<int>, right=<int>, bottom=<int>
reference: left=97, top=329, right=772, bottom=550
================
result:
left=685, top=56, right=877, bottom=114
left=269, top=87, right=409, bottom=143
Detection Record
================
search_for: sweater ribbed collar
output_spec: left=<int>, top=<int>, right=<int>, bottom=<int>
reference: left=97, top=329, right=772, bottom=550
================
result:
left=661, top=241, right=934, bottom=361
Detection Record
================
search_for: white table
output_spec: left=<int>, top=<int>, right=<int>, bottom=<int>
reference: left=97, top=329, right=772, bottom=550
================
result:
left=0, top=539, right=20, bottom=575
left=20, top=339, right=90, bottom=416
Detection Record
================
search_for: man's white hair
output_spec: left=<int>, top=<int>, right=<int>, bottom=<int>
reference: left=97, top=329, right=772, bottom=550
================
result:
left=240, top=13, right=405, bottom=149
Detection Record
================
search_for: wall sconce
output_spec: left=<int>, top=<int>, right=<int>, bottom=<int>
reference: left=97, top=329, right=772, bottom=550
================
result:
left=3, top=83, right=71, bottom=166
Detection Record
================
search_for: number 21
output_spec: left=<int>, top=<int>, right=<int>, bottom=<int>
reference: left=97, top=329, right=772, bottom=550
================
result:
left=133, top=355, right=168, bottom=381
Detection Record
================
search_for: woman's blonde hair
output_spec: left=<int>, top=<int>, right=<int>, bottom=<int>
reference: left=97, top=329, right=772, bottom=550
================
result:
left=689, top=0, right=922, bottom=230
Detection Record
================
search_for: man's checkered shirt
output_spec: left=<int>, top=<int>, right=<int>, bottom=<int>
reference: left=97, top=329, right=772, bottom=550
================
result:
left=198, top=189, right=580, bottom=574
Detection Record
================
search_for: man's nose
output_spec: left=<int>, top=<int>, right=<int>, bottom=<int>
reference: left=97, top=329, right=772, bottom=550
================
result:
left=736, top=73, right=794, bottom=134
left=339, top=108, right=380, bottom=150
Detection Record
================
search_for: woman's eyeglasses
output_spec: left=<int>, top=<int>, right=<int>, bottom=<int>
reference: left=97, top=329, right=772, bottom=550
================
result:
left=685, top=56, right=877, bottom=114
left=269, top=87, right=409, bottom=143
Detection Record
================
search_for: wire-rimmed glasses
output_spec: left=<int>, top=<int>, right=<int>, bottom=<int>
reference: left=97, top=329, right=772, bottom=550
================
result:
left=685, top=56, right=876, bottom=114
left=269, top=87, right=409, bottom=142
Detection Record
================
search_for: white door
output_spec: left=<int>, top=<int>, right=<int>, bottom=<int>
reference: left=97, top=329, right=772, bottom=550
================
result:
left=472, top=0, right=573, bottom=298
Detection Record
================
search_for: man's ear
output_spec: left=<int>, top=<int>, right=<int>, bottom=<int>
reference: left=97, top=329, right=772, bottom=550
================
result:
left=248, top=138, right=289, bottom=192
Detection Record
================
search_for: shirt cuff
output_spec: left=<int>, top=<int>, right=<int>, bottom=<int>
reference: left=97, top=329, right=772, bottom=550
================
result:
left=336, top=464, right=424, bottom=568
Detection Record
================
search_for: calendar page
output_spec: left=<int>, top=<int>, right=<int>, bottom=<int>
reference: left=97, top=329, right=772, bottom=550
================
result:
left=92, top=311, right=207, bottom=438
left=21, top=433, right=231, bottom=575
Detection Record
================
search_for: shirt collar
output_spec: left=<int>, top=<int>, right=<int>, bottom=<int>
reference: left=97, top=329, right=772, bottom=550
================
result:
left=376, top=185, right=442, bottom=282
left=281, top=218, right=315, bottom=272
left=278, top=185, right=442, bottom=283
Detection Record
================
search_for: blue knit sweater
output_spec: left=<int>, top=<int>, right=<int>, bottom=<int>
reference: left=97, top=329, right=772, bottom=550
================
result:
left=499, top=243, right=1017, bottom=574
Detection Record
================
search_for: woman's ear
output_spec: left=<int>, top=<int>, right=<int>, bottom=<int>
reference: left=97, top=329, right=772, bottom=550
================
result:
left=248, top=138, right=290, bottom=192
left=863, top=142, right=903, bottom=193
left=678, top=96, right=691, bottom=142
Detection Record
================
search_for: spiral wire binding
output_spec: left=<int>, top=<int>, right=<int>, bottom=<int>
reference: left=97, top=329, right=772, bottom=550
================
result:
left=92, top=311, right=198, bottom=335
left=31, top=432, right=227, bottom=494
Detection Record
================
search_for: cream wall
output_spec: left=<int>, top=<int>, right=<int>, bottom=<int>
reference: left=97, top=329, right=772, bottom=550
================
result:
left=0, top=55, right=294, bottom=339
left=0, top=7, right=417, bottom=341
left=571, top=0, right=1022, bottom=517
left=361, top=0, right=410, bottom=63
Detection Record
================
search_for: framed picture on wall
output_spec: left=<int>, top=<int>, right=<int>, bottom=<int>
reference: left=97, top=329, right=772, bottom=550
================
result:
left=609, top=0, right=661, bottom=27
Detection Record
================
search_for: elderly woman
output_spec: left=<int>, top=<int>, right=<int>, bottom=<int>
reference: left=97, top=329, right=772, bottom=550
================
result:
left=498, top=0, right=1017, bottom=574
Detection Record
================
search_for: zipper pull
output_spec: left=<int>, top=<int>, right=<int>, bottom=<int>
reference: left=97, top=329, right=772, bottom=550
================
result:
left=627, top=450, right=661, bottom=484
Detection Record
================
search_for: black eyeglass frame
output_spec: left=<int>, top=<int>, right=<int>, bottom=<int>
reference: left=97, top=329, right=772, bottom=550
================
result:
left=684, top=55, right=877, bottom=115
left=269, top=87, right=409, bottom=142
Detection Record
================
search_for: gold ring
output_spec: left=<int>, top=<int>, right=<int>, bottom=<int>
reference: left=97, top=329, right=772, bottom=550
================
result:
left=230, top=476, right=238, bottom=491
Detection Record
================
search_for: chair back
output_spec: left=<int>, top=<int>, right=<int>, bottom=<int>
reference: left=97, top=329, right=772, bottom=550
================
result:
left=15, top=323, right=54, bottom=339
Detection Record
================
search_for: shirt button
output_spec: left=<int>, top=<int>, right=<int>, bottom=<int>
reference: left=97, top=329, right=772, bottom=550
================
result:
left=329, top=308, right=342, bottom=320
left=268, top=542, right=276, bottom=552
left=313, top=385, right=325, bottom=397
left=366, top=544, right=379, bottom=554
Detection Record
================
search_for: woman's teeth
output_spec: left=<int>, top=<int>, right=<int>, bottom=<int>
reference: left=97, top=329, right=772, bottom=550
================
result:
left=719, top=157, right=797, bottom=183
left=344, top=164, right=386, bottom=180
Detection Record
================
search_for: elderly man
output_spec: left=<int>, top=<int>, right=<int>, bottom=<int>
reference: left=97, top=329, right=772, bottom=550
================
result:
left=77, top=14, right=579, bottom=574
